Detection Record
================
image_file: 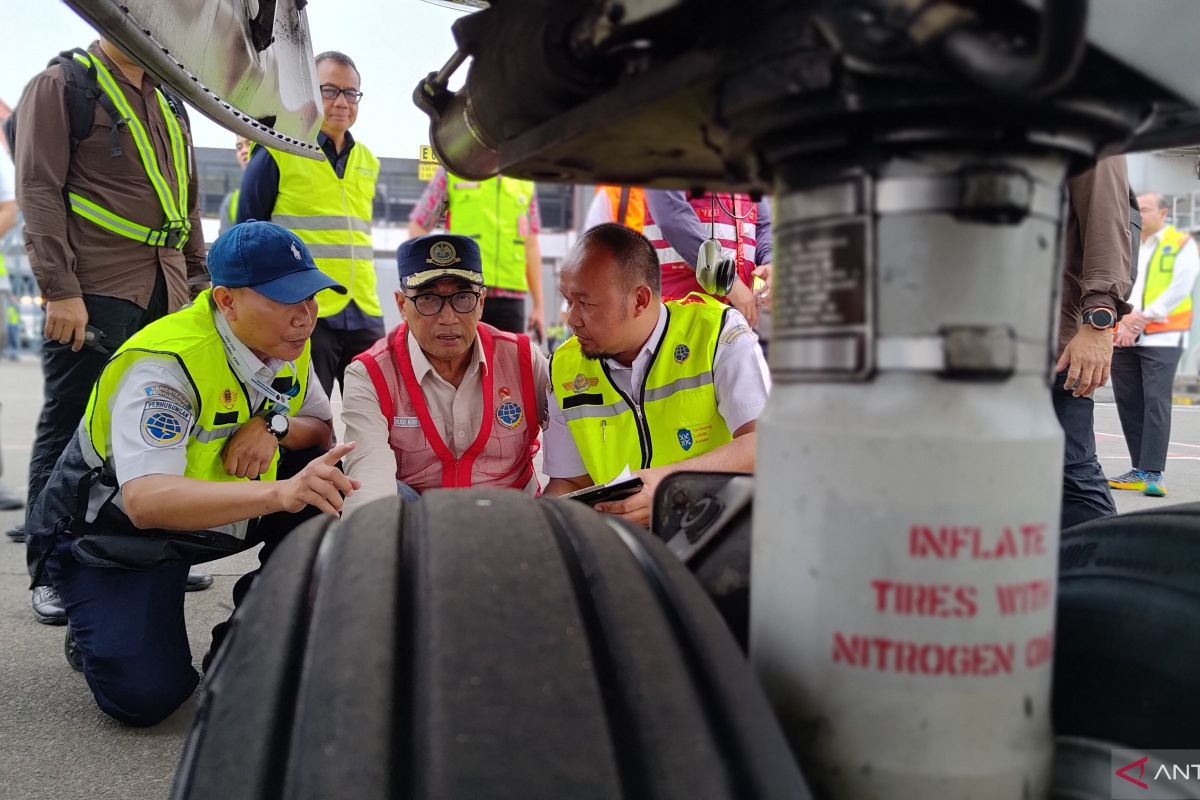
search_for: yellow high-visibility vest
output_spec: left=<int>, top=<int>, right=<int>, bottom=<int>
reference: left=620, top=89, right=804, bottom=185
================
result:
left=267, top=143, right=381, bottom=317
left=65, top=52, right=192, bottom=250
left=445, top=174, right=534, bottom=293
left=1143, top=225, right=1194, bottom=334
left=550, top=295, right=733, bottom=484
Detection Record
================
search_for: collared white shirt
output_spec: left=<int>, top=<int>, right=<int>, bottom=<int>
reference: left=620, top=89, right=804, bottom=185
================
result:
left=109, top=307, right=330, bottom=487
left=1130, top=229, right=1200, bottom=348
left=340, top=329, right=551, bottom=516
left=543, top=303, right=770, bottom=482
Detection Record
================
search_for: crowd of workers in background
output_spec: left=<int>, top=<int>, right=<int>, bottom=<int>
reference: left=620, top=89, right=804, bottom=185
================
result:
left=0, top=38, right=1196, bottom=726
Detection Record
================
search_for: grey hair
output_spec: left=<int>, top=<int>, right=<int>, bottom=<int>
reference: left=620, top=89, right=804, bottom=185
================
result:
left=315, top=51, right=360, bottom=81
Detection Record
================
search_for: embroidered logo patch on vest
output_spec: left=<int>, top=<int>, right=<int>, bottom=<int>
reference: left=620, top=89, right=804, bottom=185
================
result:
left=141, top=408, right=186, bottom=447
left=427, top=241, right=462, bottom=266
left=563, top=373, right=600, bottom=394
left=674, top=344, right=690, bottom=363
left=497, top=401, right=523, bottom=429
left=219, top=387, right=239, bottom=410
left=677, top=428, right=694, bottom=451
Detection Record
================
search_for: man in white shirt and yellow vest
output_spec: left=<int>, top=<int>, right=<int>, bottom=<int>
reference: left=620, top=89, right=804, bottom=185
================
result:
left=544, top=223, right=771, bottom=527
left=340, top=234, right=549, bottom=514
left=1108, top=192, right=1200, bottom=497
left=238, top=50, right=381, bottom=397
left=25, top=221, right=360, bottom=726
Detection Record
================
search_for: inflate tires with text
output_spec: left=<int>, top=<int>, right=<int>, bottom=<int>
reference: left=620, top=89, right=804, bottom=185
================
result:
left=172, top=489, right=809, bottom=800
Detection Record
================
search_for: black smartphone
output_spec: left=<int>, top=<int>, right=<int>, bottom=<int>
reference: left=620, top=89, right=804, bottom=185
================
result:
left=562, top=476, right=645, bottom=507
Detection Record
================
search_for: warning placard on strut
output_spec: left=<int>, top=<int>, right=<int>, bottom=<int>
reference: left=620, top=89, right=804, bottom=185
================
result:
left=773, top=184, right=873, bottom=381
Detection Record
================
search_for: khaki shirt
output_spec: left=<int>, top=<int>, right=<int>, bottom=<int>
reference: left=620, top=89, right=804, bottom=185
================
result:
left=341, top=330, right=550, bottom=515
left=1059, top=156, right=1133, bottom=356
left=15, top=42, right=206, bottom=309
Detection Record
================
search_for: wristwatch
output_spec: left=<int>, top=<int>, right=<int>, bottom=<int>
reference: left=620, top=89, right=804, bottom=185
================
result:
left=1082, top=308, right=1117, bottom=330
left=263, top=411, right=289, bottom=440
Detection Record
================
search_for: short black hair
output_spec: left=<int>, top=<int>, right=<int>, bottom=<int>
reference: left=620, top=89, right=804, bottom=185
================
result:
left=574, top=223, right=661, bottom=295
left=315, top=51, right=361, bottom=81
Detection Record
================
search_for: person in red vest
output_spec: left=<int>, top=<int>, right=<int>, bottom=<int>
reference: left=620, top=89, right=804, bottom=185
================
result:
left=340, top=234, right=549, bottom=513
left=642, top=191, right=772, bottom=327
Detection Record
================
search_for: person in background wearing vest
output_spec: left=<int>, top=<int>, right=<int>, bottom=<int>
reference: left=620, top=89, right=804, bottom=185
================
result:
left=0, top=150, right=24, bottom=509
left=340, top=234, right=549, bottom=514
left=217, top=135, right=251, bottom=237
left=642, top=191, right=772, bottom=331
left=544, top=224, right=771, bottom=527
left=238, top=50, right=383, bottom=398
left=11, top=39, right=212, bottom=625
left=1107, top=192, right=1200, bottom=497
left=25, top=221, right=360, bottom=727
left=583, top=185, right=647, bottom=232
left=407, top=167, right=545, bottom=341
left=1052, top=156, right=1134, bottom=529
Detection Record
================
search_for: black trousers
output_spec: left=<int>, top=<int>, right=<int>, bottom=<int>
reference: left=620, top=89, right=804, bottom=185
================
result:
left=204, top=447, right=324, bottom=671
left=309, top=317, right=385, bottom=399
left=1110, top=345, right=1183, bottom=473
left=1052, top=370, right=1116, bottom=530
left=26, top=274, right=168, bottom=579
left=46, top=447, right=323, bottom=727
left=481, top=295, right=526, bottom=334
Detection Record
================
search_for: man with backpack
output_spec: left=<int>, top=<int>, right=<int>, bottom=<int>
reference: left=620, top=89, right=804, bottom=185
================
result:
left=7, top=39, right=212, bottom=624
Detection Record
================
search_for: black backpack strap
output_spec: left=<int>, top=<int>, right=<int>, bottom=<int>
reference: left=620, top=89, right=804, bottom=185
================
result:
left=54, top=47, right=124, bottom=156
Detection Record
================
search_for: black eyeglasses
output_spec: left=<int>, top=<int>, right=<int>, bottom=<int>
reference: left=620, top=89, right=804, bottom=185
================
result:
left=319, top=84, right=364, bottom=104
left=408, top=290, right=481, bottom=316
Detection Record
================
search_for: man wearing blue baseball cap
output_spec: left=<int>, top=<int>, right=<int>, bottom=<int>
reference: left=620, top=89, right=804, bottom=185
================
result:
left=339, top=234, right=549, bottom=513
left=25, top=220, right=362, bottom=727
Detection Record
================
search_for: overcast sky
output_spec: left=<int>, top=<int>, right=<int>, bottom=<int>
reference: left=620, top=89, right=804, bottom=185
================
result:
left=1, top=0, right=466, bottom=159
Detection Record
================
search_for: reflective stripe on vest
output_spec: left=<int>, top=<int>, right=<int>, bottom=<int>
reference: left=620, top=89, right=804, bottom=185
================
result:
left=642, top=193, right=757, bottom=301
left=550, top=295, right=733, bottom=484
left=83, top=291, right=312, bottom=538
left=1144, top=225, right=1194, bottom=335
left=445, top=175, right=534, bottom=293
left=66, top=52, right=191, bottom=250
left=269, top=144, right=380, bottom=318
left=227, top=188, right=240, bottom=224
left=353, top=324, right=540, bottom=492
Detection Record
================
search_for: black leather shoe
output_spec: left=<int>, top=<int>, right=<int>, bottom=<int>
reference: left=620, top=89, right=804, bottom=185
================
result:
left=0, top=483, right=23, bottom=510
left=186, top=568, right=214, bottom=592
left=64, top=629, right=83, bottom=672
left=32, top=586, right=67, bottom=625
left=4, top=523, right=25, bottom=543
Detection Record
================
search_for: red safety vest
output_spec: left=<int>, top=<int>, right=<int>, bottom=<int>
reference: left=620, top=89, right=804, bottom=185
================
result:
left=353, top=323, right=541, bottom=493
left=643, top=192, right=758, bottom=301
